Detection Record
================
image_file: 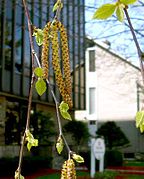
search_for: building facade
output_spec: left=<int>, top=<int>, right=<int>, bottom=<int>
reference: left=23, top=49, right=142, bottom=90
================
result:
left=0, top=0, right=85, bottom=157
left=75, top=40, right=144, bottom=155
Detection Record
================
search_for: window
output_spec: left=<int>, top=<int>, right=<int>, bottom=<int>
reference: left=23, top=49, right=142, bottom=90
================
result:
left=89, top=87, right=96, bottom=114
left=89, top=120, right=96, bottom=125
left=0, top=0, right=85, bottom=110
left=89, top=50, right=95, bottom=72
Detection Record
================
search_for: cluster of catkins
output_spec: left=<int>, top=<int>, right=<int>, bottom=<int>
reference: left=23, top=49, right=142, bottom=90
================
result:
left=41, top=20, right=73, bottom=108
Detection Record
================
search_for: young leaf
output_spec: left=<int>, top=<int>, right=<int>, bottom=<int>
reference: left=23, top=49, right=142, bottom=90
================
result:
left=33, top=28, right=43, bottom=46
left=120, top=0, right=138, bottom=5
left=56, top=135, right=64, bottom=154
left=136, top=111, right=144, bottom=132
left=59, top=101, right=72, bottom=120
left=34, top=67, right=43, bottom=77
left=53, top=0, right=63, bottom=12
left=35, top=78, right=46, bottom=96
left=93, top=3, right=116, bottom=20
left=72, top=154, right=84, bottom=163
left=25, top=130, right=38, bottom=151
left=116, top=5, right=124, bottom=22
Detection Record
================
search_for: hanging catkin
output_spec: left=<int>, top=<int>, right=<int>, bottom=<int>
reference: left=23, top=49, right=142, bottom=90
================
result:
left=41, top=20, right=73, bottom=108
left=41, top=22, right=51, bottom=79
left=50, top=21, right=73, bottom=108
left=59, top=22, right=72, bottom=96
left=50, top=28, right=66, bottom=97
left=61, top=159, right=76, bottom=179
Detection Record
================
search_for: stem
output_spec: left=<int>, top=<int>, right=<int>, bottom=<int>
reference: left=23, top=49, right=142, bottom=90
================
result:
left=46, top=79, right=63, bottom=135
left=22, top=0, right=35, bottom=129
left=33, top=50, right=63, bottom=135
left=124, top=8, right=144, bottom=84
left=54, top=0, right=62, bottom=20
left=62, top=133, right=71, bottom=154
left=17, top=0, right=36, bottom=177
left=16, top=1, right=72, bottom=177
left=34, top=51, right=70, bottom=151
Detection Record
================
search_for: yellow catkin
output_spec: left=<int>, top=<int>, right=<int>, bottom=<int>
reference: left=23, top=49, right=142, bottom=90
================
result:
left=41, top=20, right=73, bottom=107
left=58, top=22, right=72, bottom=96
left=41, top=22, right=51, bottom=79
left=61, top=160, right=67, bottom=179
left=61, top=159, right=76, bottom=179
left=50, top=21, right=73, bottom=108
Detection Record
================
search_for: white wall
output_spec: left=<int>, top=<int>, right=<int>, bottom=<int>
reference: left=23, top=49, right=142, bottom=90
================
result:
left=95, top=46, right=141, bottom=121
left=75, top=42, right=143, bottom=153
left=85, top=45, right=141, bottom=122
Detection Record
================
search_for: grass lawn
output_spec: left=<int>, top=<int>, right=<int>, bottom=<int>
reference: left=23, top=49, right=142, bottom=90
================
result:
left=34, top=160, right=144, bottom=179
left=124, top=160, right=144, bottom=167
left=118, top=173, right=144, bottom=179
left=35, top=171, right=89, bottom=179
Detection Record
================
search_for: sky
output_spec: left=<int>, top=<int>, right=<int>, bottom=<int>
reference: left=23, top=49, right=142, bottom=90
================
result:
left=85, top=0, right=144, bottom=67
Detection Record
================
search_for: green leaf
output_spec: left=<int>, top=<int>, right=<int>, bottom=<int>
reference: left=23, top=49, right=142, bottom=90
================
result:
left=116, top=5, right=124, bottom=22
left=25, top=130, right=38, bottom=151
left=56, top=135, right=64, bottom=154
left=136, top=111, right=144, bottom=133
left=72, top=154, right=84, bottom=163
left=35, top=78, right=46, bottom=96
left=34, top=67, right=43, bottom=77
left=140, top=125, right=144, bottom=133
left=93, top=3, right=116, bottom=20
left=120, top=0, right=138, bottom=5
left=33, top=29, right=43, bottom=46
left=59, top=101, right=72, bottom=120
left=53, top=0, right=63, bottom=12
left=15, top=170, right=25, bottom=179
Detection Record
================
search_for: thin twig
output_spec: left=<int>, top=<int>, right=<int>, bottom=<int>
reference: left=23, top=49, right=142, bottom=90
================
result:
left=16, top=0, right=36, bottom=177
left=124, top=8, right=144, bottom=84
left=54, top=0, right=62, bottom=20
left=17, top=1, right=72, bottom=177
left=32, top=0, right=71, bottom=154
left=22, top=0, right=35, bottom=129
left=62, top=133, right=71, bottom=154
left=32, top=50, right=63, bottom=135
left=16, top=0, right=73, bottom=177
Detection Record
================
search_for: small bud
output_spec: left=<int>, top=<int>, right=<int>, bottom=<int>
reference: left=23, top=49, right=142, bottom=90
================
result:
left=56, top=136, right=64, bottom=154
left=72, top=154, right=84, bottom=163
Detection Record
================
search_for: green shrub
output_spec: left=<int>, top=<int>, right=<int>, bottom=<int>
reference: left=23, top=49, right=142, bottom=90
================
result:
left=96, top=121, right=130, bottom=150
left=105, top=150, right=123, bottom=167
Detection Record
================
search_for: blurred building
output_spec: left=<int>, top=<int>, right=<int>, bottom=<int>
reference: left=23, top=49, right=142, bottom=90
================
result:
left=75, top=39, right=144, bottom=156
left=0, top=0, right=85, bottom=157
